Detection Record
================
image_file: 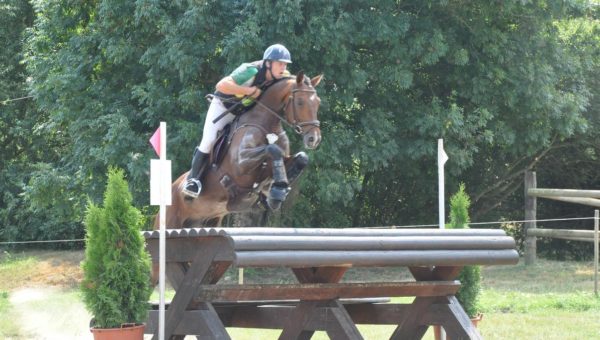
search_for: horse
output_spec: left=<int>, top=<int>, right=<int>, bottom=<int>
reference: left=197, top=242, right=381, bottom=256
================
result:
left=154, top=72, right=323, bottom=231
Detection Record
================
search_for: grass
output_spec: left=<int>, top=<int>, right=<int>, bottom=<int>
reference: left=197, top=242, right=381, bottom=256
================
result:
left=1, top=250, right=600, bottom=339
left=0, top=252, right=38, bottom=291
left=0, top=290, right=21, bottom=338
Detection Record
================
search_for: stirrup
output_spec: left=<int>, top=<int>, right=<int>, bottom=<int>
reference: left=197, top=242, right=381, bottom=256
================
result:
left=182, top=178, right=202, bottom=198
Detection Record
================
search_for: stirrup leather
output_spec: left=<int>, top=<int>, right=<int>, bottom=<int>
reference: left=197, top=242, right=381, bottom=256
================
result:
left=182, top=178, right=202, bottom=198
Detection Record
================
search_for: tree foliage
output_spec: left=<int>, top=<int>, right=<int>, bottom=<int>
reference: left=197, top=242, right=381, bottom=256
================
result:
left=0, top=1, right=598, bottom=248
left=449, top=184, right=481, bottom=318
left=81, top=167, right=152, bottom=328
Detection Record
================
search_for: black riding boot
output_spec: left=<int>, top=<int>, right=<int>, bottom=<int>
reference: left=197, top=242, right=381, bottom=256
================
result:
left=182, top=148, right=210, bottom=199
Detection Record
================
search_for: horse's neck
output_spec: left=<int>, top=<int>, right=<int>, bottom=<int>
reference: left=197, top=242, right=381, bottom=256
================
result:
left=239, top=81, right=291, bottom=131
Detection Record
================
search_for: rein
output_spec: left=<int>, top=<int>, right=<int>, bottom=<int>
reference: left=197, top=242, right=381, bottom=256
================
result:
left=255, top=87, right=320, bottom=135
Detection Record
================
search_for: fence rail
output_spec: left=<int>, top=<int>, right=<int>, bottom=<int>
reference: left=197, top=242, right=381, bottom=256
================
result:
left=524, top=171, right=599, bottom=296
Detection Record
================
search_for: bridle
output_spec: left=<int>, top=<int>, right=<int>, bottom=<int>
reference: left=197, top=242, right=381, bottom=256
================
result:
left=255, top=83, right=320, bottom=135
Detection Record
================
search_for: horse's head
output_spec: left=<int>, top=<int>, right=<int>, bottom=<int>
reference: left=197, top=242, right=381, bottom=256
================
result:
left=283, top=72, right=323, bottom=149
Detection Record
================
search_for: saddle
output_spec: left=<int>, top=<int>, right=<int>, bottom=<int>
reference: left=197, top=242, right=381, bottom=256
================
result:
left=211, top=121, right=233, bottom=166
left=210, top=119, right=269, bottom=212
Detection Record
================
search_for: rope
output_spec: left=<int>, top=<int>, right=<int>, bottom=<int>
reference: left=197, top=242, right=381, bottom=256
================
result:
left=0, top=239, right=84, bottom=245
left=1, top=216, right=597, bottom=244
left=367, top=216, right=598, bottom=229
left=1, top=95, right=34, bottom=105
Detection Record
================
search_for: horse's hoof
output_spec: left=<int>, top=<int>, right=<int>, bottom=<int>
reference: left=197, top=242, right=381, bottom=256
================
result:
left=267, top=199, right=283, bottom=210
left=267, top=185, right=289, bottom=210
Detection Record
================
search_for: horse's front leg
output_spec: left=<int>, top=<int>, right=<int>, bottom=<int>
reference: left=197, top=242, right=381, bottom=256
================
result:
left=265, top=144, right=290, bottom=210
left=285, top=151, right=309, bottom=185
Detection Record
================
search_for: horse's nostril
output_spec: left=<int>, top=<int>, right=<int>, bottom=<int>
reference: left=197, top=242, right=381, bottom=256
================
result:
left=308, top=136, right=315, bottom=143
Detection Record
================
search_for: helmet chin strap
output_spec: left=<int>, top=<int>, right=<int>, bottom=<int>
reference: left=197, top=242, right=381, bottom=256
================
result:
left=266, top=60, right=277, bottom=80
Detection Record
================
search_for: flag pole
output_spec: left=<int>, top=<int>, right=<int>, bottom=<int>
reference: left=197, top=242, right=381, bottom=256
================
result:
left=158, top=122, right=166, bottom=340
left=438, top=139, right=448, bottom=229
left=437, top=138, right=448, bottom=340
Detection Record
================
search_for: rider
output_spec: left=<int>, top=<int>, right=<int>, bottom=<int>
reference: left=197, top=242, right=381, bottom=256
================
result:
left=182, top=44, right=293, bottom=198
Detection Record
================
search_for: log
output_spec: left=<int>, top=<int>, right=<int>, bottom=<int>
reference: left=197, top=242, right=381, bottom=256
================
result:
left=234, top=249, right=519, bottom=267
left=220, top=227, right=506, bottom=237
left=231, top=235, right=516, bottom=251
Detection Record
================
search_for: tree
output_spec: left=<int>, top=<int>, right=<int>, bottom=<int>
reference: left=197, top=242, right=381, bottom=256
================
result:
left=81, top=167, right=152, bottom=328
left=20, top=0, right=600, bottom=241
left=449, top=183, right=481, bottom=318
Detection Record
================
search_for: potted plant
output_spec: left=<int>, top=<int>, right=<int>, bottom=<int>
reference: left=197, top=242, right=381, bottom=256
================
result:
left=81, top=167, right=153, bottom=339
left=434, top=183, right=482, bottom=339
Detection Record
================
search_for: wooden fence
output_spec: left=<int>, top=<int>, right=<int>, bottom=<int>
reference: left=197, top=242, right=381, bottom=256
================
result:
left=524, top=171, right=600, bottom=295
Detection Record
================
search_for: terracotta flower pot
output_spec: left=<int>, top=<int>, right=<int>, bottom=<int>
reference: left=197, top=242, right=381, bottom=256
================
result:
left=433, top=314, right=483, bottom=340
left=90, top=323, right=145, bottom=340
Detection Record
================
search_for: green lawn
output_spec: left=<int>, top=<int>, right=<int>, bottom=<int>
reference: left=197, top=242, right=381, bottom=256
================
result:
left=1, top=250, right=599, bottom=339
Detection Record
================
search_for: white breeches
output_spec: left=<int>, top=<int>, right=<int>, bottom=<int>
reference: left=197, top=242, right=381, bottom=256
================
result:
left=198, top=97, right=235, bottom=154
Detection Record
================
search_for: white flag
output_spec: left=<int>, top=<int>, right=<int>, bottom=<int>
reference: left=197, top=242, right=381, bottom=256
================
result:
left=438, top=140, right=448, bottom=165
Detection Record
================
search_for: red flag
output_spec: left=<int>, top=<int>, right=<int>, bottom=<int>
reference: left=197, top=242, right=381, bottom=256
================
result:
left=149, top=127, right=160, bottom=157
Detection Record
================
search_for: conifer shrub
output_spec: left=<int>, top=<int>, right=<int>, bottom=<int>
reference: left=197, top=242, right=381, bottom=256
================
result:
left=81, top=167, right=152, bottom=328
left=449, top=183, right=481, bottom=318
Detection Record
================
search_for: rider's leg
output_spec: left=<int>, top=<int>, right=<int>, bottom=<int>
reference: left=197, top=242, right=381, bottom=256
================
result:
left=182, top=147, right=210, bottom=198
left=183, top=97, right=235, bottom=198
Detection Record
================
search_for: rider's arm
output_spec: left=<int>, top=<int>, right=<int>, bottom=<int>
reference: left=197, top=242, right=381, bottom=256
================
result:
left=216, top=76, right=261, bottom=98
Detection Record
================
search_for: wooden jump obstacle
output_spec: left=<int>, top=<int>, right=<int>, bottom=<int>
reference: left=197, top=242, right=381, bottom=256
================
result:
left=142, top=227, right=519, bottom=340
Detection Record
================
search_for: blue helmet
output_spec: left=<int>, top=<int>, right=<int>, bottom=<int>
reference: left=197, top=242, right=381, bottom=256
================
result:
left=263, top=44, right=292, bottom=63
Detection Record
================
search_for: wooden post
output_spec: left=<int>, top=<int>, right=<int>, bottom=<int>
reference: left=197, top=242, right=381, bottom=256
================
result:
left=594, top=209, right=598, bottom=297
left=524, top=171, right=537, bottom=265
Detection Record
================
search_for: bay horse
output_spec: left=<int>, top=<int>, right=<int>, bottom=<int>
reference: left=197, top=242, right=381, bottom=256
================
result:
left=154, top=72, right=323, bottom=230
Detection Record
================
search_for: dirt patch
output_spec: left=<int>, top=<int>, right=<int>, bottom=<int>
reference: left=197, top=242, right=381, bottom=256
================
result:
left=0, top=250, right=84, bottom=290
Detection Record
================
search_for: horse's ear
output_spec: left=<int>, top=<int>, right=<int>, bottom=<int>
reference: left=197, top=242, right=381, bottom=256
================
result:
left=311, top=74, right=323, bottom=87
left=296, top=71, right=304, bottom=85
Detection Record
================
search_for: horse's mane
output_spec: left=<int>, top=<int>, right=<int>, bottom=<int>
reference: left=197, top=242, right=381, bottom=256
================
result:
left=262, top=73, right=311, bottom=96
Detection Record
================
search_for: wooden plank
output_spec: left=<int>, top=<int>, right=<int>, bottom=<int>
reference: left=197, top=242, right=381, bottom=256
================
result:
left=142, top=227, right=227, bottom=239
left=160, top=239, right=228, bottom=340
left=324, top=300, right=364, bottom=340
left=150, top=302, right=458, bottom=331
left=231, top=235, right=516, bottom=251
left=528, top=188, right=600, bottom=199
left=278, top=301, right=319, bottom=340
left=145, top=237, right=235, bottom=263
left=390, top=296, right=435, bottom=340
left=528, top=228, right=596, bottom=239
left=146, top=310, right=229, bottom=338
left=538, top=196, right=600, bottom=208
left=436, top=296, right=482, bottom=340
left=525, top=171, right=537, bottom=265
left=234, top=249, right=519, bottom=267
left=194, top=281, right=460, bottom=302
left=216, top=303, right=411, bottom=329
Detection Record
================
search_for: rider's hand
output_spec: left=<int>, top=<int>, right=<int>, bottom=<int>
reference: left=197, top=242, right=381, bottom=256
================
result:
left=247, top=86, right=261, bottom=99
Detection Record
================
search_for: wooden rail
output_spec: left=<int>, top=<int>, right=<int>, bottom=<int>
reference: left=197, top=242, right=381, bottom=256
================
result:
left=524, top=171, right=600, bottom=264
left=143, top=227, right=519, bottom=340
left=527, top=228, right=599, bottom=242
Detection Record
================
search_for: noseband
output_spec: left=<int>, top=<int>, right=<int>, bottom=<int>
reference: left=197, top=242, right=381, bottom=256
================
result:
left=256, top=85, right=320, bottom=135
left=283, top=88, right=321, bottom=134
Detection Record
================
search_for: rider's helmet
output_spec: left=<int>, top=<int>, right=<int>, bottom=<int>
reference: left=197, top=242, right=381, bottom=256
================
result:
left=263, top=44, right=292, bottom=63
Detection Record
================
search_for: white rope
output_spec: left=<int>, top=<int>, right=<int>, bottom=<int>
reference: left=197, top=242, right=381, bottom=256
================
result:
left=1, top=216, right=598, bottom=244
left=368, top=216, right=598, bottom=229
left=0, top=239, right=84, bottom=245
